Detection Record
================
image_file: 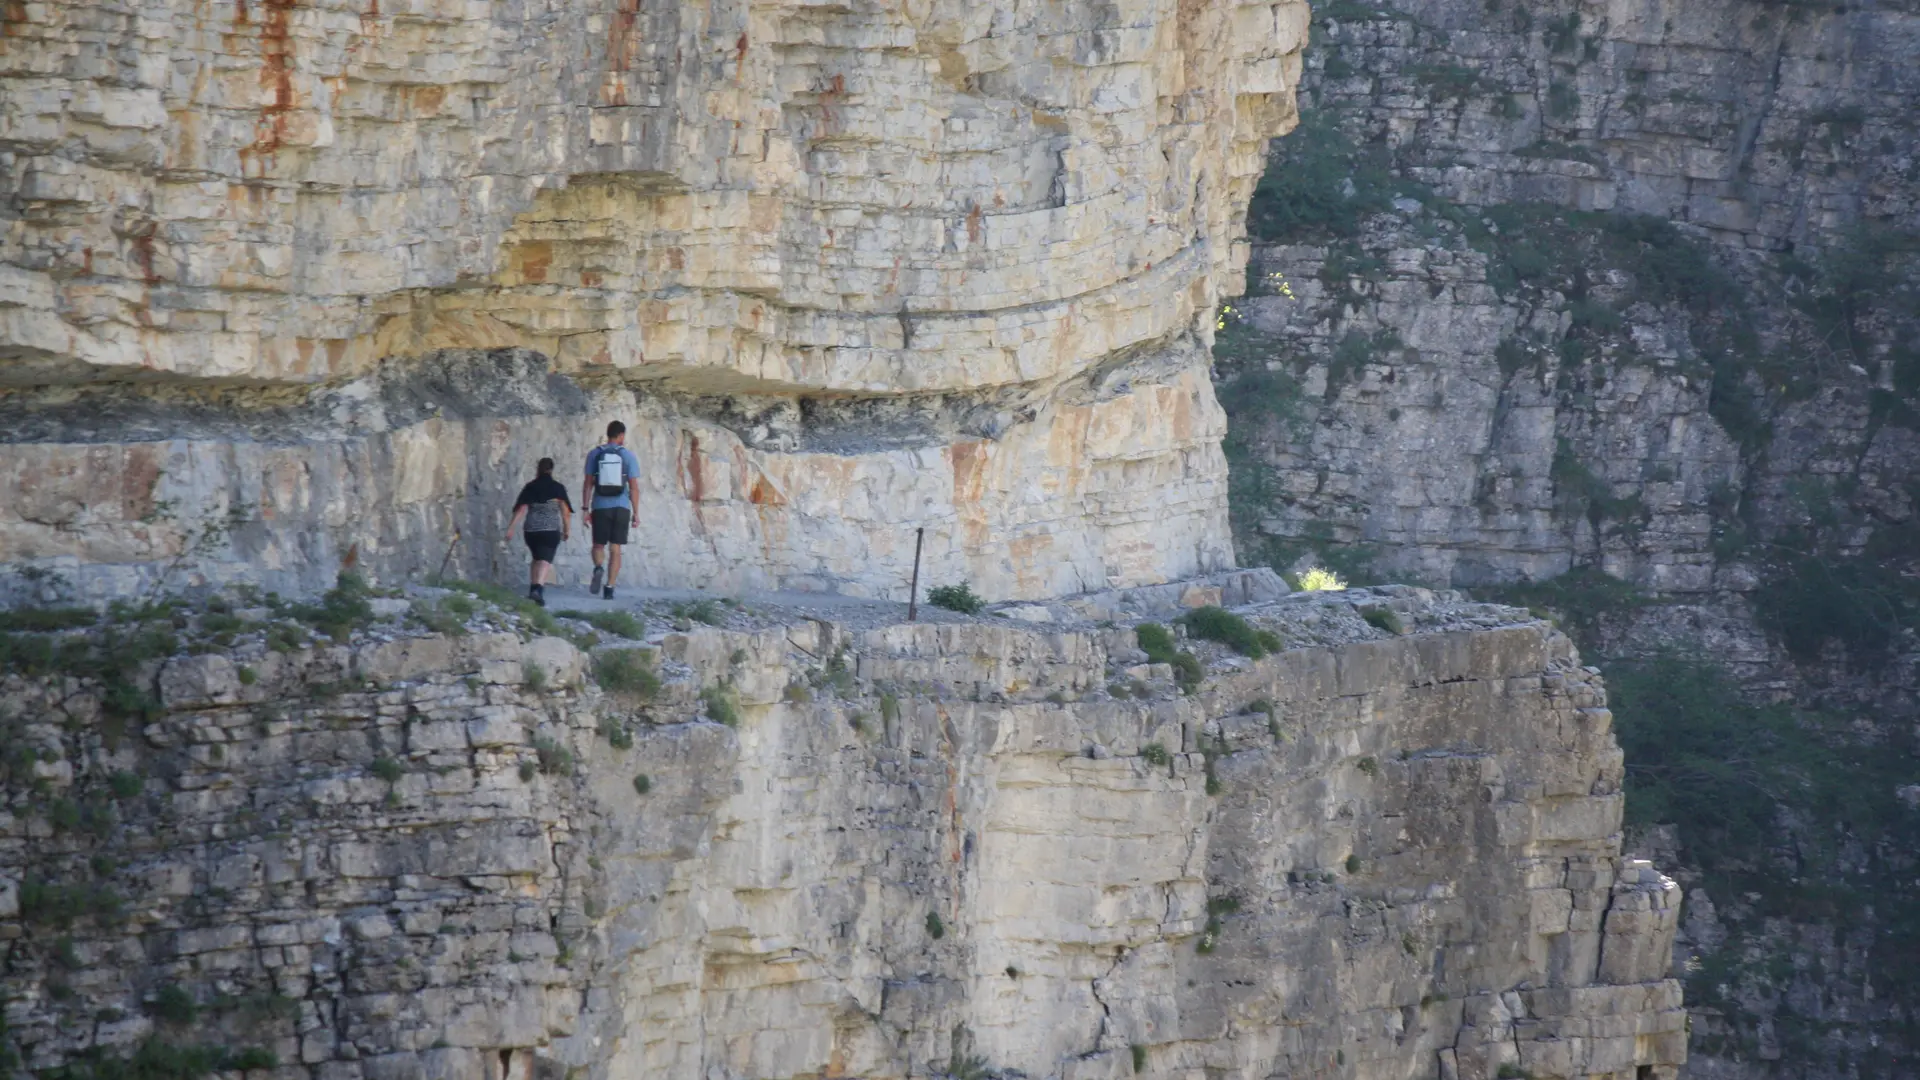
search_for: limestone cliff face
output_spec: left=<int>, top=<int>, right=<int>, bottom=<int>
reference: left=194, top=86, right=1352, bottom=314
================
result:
left=1213, top=1, right=1919, bottom=1077
left=0, top=590, right=1684, bottom=1079
left=0, top=0, right=1308, bottom=603
left=1226, top=0, right=1918, bottom=606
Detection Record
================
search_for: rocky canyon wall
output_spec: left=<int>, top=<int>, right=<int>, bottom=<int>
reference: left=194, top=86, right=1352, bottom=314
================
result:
left=0, top=587, right=1685, bottom=1079
left=1215, top=0, right=1920, bottom=1076
left=0, top=0, right=1309, bottom=603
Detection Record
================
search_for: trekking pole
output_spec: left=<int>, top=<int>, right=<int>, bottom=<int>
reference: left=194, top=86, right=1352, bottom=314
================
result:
left=907, top=527, right=924, bottom=622
left=435, top=528, right=462, bottom=584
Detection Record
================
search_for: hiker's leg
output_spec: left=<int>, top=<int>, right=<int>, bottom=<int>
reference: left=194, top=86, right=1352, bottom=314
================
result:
left=607, top=544, right=623, bottom=586
left=591, top=543, right=607, bottom=567
left=533, top=560, right=551, bottom=586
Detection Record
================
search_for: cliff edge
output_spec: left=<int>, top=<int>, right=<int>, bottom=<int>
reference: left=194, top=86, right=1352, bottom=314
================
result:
left=0, top=586, right=1685, bottom=1079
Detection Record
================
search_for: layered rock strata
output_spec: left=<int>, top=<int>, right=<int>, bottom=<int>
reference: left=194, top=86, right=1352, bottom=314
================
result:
left=0, top=588, right=1684, bottom=1079
left=1223, top=0, right=1920, bottom=616
left=0, top=0, right=1310, bottom=602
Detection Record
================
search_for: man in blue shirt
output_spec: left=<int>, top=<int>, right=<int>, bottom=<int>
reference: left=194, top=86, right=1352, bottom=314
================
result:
left=584, top=420, right=642, bottom=600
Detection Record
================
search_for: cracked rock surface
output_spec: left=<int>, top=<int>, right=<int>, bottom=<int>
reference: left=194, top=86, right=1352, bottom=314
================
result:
left=0, top=588, right=1682, bottom=1079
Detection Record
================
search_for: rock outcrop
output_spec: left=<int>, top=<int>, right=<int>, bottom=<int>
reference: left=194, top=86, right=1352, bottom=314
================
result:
left=0, top=0, right=1309, bottom=603
left=0, top=588, right=1684, bottom=1078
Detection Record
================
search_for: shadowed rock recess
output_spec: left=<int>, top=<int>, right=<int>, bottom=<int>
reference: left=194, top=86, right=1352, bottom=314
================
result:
left=0, top=0, right=1311, bottom=603
left=0, top=591, right=1684, bottom=1079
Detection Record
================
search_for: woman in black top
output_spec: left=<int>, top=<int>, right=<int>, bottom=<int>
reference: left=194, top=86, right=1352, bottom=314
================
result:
left=505, top=458, right=573, bottom=606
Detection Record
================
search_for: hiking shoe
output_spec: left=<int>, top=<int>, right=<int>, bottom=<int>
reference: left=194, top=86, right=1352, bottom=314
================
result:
left=531, top=585, right=546, bottom=608
left=589, top=565, right=604, bottom=595
left=603, top=586, right=615, bottom=601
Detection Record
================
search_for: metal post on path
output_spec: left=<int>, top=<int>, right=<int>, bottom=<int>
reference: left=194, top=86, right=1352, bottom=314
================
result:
left=907, top=527, right=924, bottom=622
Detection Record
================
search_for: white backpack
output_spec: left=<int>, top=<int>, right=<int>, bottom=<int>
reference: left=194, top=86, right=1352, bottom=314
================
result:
left=594, top=447, right=627, bottom=496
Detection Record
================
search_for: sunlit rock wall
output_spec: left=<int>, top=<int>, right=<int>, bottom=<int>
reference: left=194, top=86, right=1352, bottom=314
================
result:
left=0, top=591, right=1686, bottom=1079
left=0, top=0, right=1309, bottom=602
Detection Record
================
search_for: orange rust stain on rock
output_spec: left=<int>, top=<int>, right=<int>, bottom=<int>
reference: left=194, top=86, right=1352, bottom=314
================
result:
left=966, top=203, right=983, bottom=245
left=948, top=440, right=989, bottom=504
left=665, top=247, right=686, bottom=271
left=1, top=0, right=30, bottom=37
left=748, top=474, right=784, bottom=506
left=238, top=0, right=300, bottom=172
left=413, top=85, right=445, bottom=115
left=605, top=0, right=641, bottom=104
left=682, top=433, right=706, bottom=503
left=517, top=241, right=552, bottom=283
left=120, top=446, right=165, bottom=522
left=129, top=224, right=161, bottom=285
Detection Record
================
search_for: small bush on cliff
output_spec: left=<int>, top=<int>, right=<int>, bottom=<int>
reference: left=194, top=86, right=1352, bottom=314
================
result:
left=702, top=684, right=741, bottom=727
left=1294, top=567, right=1347, bottom=592
left=595, top=648, right=660, bottom=699
left=1136, top=624, right=1204, bottom=692
left=580, top=610, right=645, bottom=640
left=292, top=572, right=375, bottom=642
left=1141, top=743, right=1171, bottom=767
left=1360, top=608, right=1404, bottom=635
left=0, top=607, right=96, bottom=633
left=927, top=582, right=985, bottom=614
left=670, top=599, right=725, bottom=626
left=1177, top=606, right=1282, bottom=658
left=36, top=1039, right=276, bottom=1080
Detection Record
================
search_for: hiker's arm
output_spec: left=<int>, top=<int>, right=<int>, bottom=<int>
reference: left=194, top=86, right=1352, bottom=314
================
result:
left=627, top=469, right=640, bottom=511
left=583, top=473, right=595, bottom=522
left=504, top=504, right=526, bottom=540
left=560, top=501, right=572, bottom=541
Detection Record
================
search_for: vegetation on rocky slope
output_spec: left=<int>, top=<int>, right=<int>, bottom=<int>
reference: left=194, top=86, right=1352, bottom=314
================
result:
left=1219, top=0, right=1920, bottom=1072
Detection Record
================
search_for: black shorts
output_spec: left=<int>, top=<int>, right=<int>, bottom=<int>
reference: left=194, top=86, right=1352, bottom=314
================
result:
left=590, top=507, right=630, bottom=546
left=524, top=531, right=561, bottom=563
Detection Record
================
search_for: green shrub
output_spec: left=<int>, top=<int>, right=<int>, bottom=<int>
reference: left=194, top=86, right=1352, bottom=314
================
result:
left=1361, top=608, right=1403, bottom=635
left=1136, top=623, right=1178, bottom=664
left=149, top=985, right=199, bottom=1027
left=580, top=610, right=645, bottom=639
left=1482, top=567, right=1643, bottom=637
left=109, top=771, right=143, bottom=799
left=1752, top=552, right=1914, bottom=667
left=37, top=1039, right=276, bottom=1080
left=1170, top=652, right=1203, bottom=693
left=534, top=737, right=573, bottom=776
left=291, top=572, right=375, bottom=642
left=669, top=599, right=724, bottom=626
left=1247, top=111, right=1409, bottom=240
left=595, top=649, right=661, bottom=698
left=1177, top=606, right=1274, bottom=658
left=925, top=911, right=946, bottom=940
left=1295, top=567, right=1347, bottom=592
left=0, top=607, right=96, bottom=633
left=1346, top=853, right=1363, bottom=874
left=370, top=758, right=403, bottom=784
left=1131, top=1044, right=1148, bottom=1072
left=632, top=774, right=652, bottom=795
left=523, top=660, right=548, bottom=693
left=927, top=582, right=985, bottom=614
left=702, top=684, right=741, bottom=727
left=598, top=717, right=634, bottom=750
left=1141, top=743, right=1171, bottom=767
